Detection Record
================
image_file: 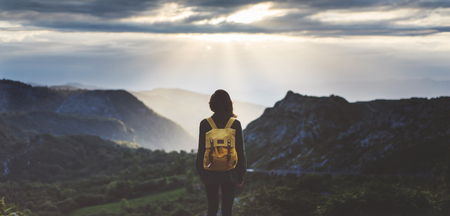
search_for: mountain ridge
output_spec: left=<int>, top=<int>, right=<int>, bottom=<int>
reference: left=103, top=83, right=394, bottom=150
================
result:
left=0, top=79, right=195, bottom=151
left=244, top=91, right=450, bottom=175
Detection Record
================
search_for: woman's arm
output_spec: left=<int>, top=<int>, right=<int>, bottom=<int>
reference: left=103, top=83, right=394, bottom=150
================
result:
left=196, top=119, right=207, bottom=181
left=235, top=120, right=247, bottom=185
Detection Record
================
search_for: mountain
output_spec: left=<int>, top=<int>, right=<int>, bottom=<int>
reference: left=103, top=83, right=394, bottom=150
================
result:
left=131, top=88, right=266, bottom=136
left=0, top=80, right=195, bottom=151
left=1, top=111, right=132, bottom=142
left=244, top=91, right=450, bottom=175
left=49, top=83, right=104, bottom=90
left=300, top=78, right=450, bottom=103
left=28, top=82, right=104, bottom=90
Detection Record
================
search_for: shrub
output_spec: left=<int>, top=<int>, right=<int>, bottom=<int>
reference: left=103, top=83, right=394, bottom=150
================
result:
left=119, top=198, right=131, bottom=213
left=37, top=200, right=59, bottom=213
left=74, top=194, right=105, bottom=207
left=169, top=206, right=193, bottom=216
left=0, top=197, right=25, bottom=216
left=236, top=186, right=316, bottom=216
left=105, top=180, right=133, bottom=199
left=56, top=198, right=79, bottom=213
left=316, top=182, right=437, bottom=216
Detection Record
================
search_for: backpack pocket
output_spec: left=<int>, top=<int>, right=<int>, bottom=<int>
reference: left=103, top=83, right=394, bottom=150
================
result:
left=203, top=147, right=238, bottom=171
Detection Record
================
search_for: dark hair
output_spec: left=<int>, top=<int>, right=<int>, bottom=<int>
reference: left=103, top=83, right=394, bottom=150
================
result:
left=209, top=89, right=237, bottom=118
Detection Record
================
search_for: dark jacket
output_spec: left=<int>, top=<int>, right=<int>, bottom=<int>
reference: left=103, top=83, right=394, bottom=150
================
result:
left=196, top=114, right=247, bottom=184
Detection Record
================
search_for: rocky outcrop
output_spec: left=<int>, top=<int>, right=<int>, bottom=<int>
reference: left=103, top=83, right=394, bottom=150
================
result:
left=244, top=91, right=450, bottom=175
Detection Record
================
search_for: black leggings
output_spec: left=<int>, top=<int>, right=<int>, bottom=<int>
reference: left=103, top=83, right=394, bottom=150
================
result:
left=205, top=181, right=236, bottom=216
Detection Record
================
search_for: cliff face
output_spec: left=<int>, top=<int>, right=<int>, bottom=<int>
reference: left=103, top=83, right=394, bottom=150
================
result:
left=0, top=80, right=195, bottom=151
left=244, top=91, right=450, bottom=175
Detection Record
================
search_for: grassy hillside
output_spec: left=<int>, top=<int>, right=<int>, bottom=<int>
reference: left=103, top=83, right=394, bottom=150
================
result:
left=68, top=188, right=186, bottom=216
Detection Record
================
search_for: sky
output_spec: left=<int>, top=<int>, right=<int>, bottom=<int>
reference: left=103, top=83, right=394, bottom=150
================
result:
left=1, top=0, right=450, bottom=106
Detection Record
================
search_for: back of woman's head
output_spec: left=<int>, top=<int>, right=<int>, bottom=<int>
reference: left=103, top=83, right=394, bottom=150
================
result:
left=209, top=89, right=237, bottom=118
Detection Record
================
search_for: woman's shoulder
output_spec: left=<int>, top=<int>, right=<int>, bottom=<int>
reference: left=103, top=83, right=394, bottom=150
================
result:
left=231, top=118, right=242, bottom=129
left=200, top=118, right=212, bottom=130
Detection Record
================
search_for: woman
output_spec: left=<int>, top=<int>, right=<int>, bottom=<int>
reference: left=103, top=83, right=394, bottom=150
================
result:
left=196, top=89, right=247, bottom=216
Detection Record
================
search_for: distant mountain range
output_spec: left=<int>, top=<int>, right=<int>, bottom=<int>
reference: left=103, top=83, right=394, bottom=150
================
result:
left=28, top=82, right=104, bottom=90
left=131, top=88, right=266, bottom=136
left=0, top=80, right=195, bottom=152
left=244, top=91, right=450, bottom=175
left=301, top=78, right=450, bottom=102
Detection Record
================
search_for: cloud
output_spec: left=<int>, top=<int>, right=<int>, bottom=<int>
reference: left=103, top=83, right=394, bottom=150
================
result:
left=0, top=0, right=159, bottom=18
left=0, top=0, right=449, bottom=36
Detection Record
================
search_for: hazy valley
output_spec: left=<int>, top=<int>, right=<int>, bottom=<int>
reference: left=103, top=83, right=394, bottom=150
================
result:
left=131, top=88, right=266, bottom=137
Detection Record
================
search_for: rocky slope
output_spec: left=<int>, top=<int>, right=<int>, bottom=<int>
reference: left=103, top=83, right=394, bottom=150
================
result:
left=1, top=111, right=132, bottom=142
left=0, top=80, right=195, bottom=151
left=244, top=91, right=450, bottom=175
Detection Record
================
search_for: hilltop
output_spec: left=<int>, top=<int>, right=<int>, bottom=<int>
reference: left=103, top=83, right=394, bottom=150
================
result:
left=244, top=91, right=450, bottom=175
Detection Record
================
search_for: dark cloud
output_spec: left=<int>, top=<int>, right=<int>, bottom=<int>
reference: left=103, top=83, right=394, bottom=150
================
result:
left=182, top=0, right=264, bottom=8
left=183, top=0, right=398, bottom=9
left=0, top=0, right=159, bottom=18
left=0, top=0, right=449, bottom=36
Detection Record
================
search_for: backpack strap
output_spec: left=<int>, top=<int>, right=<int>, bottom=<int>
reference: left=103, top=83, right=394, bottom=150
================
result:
left=206, top=117, right=216, bottom=168
left=206, top=117, right=217, bottom=129
left=227, top=139, right=232, bottom=167
left=207, top=139, right=214, bottom=168
left=225, top=118, right=235, bottom=167
left=225, top=118, right=235, bottom=129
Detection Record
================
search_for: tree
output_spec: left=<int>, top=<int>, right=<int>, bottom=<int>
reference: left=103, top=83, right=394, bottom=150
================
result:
left=1, top=197, right=24, bottom=216
left=184, top=170, right=194, bottom=194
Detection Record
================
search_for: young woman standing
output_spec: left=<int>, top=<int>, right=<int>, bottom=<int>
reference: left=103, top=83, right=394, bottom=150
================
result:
left=196, top=89, right=247, bottom=216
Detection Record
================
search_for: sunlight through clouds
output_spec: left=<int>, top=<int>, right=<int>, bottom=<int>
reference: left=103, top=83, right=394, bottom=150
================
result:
left=1, top=0, right=450, bottom=104
left=226, top=2, right=289, bottom=24
left=185, top=33, right=301, bottom=42
left=194, top=2, right=293, bottom=25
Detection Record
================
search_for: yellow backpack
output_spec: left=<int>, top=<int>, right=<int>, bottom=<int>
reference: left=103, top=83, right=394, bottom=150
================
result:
left=203, top=117, right=238, bottom=171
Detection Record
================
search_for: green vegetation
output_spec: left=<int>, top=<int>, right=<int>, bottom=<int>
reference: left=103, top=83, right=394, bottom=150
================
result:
left=3, top=134, right=450, bottom=216
left=235, top=172, right=450, bottom=216
left=1, top=197, right=25, bottom=216
left=0, top=134, right=199, bottom=215
left=69, top=188, right=185, bottom=216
